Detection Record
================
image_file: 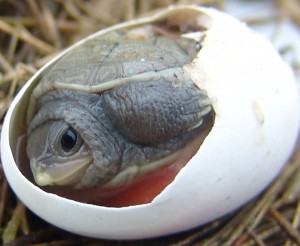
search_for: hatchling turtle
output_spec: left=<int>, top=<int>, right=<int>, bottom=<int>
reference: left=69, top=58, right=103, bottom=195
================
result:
left=26, top=27, right=212, bottom=189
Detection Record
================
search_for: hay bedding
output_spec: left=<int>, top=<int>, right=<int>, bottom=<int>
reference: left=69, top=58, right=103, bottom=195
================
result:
left=0, top=0, right=299, bottom=245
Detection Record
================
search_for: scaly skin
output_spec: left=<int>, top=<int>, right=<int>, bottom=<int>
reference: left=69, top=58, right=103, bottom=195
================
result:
left=27, top=28, right=212, bottom=189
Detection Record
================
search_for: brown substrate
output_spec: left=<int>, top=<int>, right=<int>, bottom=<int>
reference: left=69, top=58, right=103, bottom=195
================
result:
left=0, top=0, right=300, bottom=245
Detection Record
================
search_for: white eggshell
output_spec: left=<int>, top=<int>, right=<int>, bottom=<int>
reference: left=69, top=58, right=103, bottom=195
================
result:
left=1, top=6, right=299, bottom=240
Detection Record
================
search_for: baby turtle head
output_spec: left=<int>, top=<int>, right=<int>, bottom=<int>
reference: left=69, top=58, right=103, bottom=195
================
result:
left=26, top=29, right=213, bottom=190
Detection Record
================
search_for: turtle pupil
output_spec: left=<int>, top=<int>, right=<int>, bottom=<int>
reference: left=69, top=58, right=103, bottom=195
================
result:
left=61, top=127, right=77, bottom=152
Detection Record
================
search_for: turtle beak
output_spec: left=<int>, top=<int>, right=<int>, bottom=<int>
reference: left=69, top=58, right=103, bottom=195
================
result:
left=30, top=157, right=90, bottom=186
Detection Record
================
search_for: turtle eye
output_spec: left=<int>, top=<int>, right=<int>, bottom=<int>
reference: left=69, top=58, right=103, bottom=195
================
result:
left=61, top=127, right=77, bottom=152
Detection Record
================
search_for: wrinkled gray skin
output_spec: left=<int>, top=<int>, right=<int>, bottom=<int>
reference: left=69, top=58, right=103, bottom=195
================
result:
left=27, top=29, right=212, bottom=189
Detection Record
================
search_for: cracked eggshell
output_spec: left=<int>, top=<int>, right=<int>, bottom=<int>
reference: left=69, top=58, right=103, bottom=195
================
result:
left=1, top=5, right=300, bottom=240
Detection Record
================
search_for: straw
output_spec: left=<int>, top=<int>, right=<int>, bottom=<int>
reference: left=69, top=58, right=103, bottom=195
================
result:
left=0, top=0, right=299, bottom=245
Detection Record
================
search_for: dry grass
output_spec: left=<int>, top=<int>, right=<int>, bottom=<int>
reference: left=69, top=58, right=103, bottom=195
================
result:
left=0, top=0, right=299, bottom=245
